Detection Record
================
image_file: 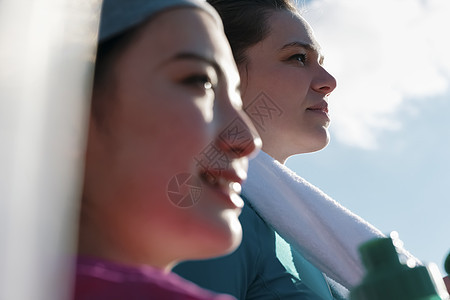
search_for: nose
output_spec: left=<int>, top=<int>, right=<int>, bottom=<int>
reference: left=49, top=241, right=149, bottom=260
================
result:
left=312, top=66, right=337, bottom=96
left=215, top=94, right=261, bottom=159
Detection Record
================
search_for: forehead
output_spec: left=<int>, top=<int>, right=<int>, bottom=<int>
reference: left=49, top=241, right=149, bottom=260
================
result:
left=125, top=8, right=238, bottom=80
left=266, top=10, right=321, bottom=53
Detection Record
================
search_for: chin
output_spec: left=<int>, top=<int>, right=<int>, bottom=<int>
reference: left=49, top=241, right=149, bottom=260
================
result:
left=296, top=129, right=330, bottom=154
left=315, top=135, right=330, bottom=151
left=313, top=126, right=330, bottom=149
left=184, top=209, right=243, bottom=261
left=209, top=210, right=242, bottom=256
left=220, top=210, right=243, bottom=253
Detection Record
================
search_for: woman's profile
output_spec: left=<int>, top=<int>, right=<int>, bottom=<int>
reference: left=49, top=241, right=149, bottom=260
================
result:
left=174, top=1, right=419, bottom=299
left=74, top=0, right=260, bottom=299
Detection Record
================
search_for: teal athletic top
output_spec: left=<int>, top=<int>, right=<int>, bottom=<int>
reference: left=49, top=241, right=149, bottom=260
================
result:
left=174, top=198, right=348, bottom=299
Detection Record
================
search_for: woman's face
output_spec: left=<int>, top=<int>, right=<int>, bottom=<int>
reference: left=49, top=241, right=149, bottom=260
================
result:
left=241, top=10, right=337, bottom=162
left=82, top=8, right=260, bottom=269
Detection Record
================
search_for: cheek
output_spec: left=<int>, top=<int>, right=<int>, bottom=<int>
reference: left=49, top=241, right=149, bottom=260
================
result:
left=245, top=66, right=309, bottom=108
left=273, top=67, right=310, bottom=94
left=121, top=84, right=211, bottom=153
left=106, top=89, right=214, bottom=207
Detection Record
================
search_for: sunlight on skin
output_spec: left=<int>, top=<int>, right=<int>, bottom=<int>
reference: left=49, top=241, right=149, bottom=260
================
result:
left=304, top=0, right=450, bottom=149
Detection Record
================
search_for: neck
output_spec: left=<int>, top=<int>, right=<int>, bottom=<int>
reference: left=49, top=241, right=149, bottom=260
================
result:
left=261, top=145, right=289, bottom=165
left=77, top=210, right=175, bottom=272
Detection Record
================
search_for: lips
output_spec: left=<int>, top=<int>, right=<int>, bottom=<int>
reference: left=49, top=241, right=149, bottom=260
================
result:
left=200, top=170, right=243, bottom=194
left=198, top=166, right=246, bottom=208
left=307, top=101, right=329, bottom=114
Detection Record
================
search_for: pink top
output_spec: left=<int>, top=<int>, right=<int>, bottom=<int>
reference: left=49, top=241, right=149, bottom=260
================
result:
left=74, top=257, right=236, bottom=300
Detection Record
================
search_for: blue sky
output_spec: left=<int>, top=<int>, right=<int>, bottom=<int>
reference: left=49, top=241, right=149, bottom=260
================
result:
left=288, top=0, right=450, bottom=274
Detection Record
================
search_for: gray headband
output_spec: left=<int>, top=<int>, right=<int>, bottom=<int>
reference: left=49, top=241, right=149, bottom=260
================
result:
left=99, top=0, right=221, bottom=43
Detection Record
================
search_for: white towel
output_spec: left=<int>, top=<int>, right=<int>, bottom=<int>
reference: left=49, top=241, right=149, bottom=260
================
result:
left=242, top=150, right=420, bottom=289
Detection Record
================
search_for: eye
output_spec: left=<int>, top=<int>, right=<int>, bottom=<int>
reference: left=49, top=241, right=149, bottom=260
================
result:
left=288, top=53, right=307, bottom=65
left=181, top=75, right=215, bottom=91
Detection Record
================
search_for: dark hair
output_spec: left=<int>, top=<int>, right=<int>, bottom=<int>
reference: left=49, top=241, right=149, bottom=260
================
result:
left=91, top=26, right=142, bottom=124
left=207, top=0, right=297, bottom=65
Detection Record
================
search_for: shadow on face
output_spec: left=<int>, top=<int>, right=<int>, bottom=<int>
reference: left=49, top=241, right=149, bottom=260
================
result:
left=239, top=10, right=337, bottom=163
left=79, top=7, right=260, bottom=269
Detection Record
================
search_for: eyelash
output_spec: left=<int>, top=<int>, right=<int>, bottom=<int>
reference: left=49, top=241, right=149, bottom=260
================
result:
left=182, top=75, right=215, bottom=91
left=288, top=53, right=307, bottom=65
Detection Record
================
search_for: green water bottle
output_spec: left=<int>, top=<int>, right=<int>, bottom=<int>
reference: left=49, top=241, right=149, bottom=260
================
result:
left=445, top=252, right=450, bottom=275
left=444, top=252, right=450, bottom=293
left=350, top=233, right=448, bottom=300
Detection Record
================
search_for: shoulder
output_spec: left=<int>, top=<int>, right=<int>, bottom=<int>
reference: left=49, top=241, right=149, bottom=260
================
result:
left=240, top=196, right=274, bottom=240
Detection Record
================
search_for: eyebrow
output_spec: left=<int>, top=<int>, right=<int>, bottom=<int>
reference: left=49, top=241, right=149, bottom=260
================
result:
left=163, top=52, right=224, bottom=78
left=280, top=41, right=324, bottom=65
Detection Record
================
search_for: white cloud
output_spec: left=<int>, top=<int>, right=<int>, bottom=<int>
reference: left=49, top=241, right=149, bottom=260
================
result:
left=303, top=0, right=450, bottom=149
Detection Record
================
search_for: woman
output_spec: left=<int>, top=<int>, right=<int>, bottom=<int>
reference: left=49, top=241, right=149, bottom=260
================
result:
left=75, top=0, right=260, bottom=299
left=174, top=1, right=418, bottom=299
